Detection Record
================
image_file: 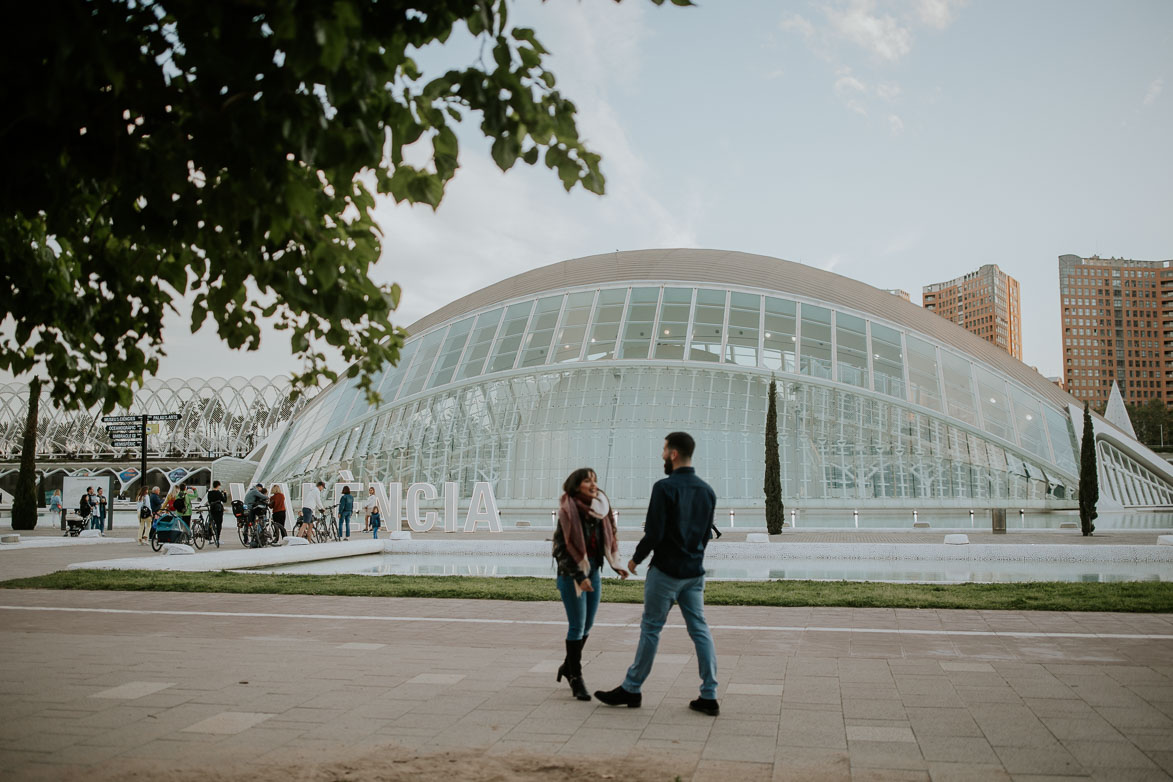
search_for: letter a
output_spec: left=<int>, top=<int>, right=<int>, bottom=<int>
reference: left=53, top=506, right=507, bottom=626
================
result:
left=464, top=482, right=502, bottom=532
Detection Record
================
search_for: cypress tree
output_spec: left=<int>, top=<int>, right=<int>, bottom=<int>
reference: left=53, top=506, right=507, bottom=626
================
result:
left=11, top=377, right=41, bottom=530
left=764, top=376, right=784, bottom=534
left=1078, top=402, right=1098, bottom=537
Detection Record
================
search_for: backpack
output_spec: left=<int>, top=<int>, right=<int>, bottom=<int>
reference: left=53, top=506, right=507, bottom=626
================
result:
left=173, top=495, right=186, bottom=514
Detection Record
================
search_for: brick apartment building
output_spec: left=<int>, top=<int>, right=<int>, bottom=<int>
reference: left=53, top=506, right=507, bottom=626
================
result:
left=922, top=264, right=1022, bottom=360
left=1059, top=253, right=1173, bottom=408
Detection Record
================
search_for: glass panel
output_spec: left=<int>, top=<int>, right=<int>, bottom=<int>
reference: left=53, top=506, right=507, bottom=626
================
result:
left=376, top=338, right=418, bottom=402
left=975, top=365, right=1012, bottom=442
left=454, top=308, right=503, bottom=381
left=585, top=288, right=626, bottom=361
left=800, top=304, right=832, bottom=379
left=763, top=296, right=797, bottom=372
left=653, top=287, right=692, bottom=360
left=618, top=287, right=658, bottom=360
left=426, top=317, right=475, bottom=389
left=906, top=335, right=941, bottom=411
left=1010, top=386, right=1050, bottom=461
left=870, top=322, right=904, bottom=399
left=1044, top=405, right=1079, bottom=475
left=940, top=350, right=977, bottom=426
left=397, top=327, right=448, bottom=399
left=835, top=312, right=868, bottom=388
left=552, top=291, right=594, bottom=363
left=487, top=301, right=534, bottom=373
left=519, top=295, right=563, bottom=368
left=689, top=288, right=726, bottom=362
left=726, top=292, right=760, bottom=366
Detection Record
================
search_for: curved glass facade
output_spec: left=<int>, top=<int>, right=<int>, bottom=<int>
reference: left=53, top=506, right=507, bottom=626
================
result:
left=261, top=279, right=1096, bottom=509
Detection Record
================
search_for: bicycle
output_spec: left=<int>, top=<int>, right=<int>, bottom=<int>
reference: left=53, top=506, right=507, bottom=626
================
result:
left=189, top=503, right=214, bottom=549
left=313, top=507, right=339, bottom=543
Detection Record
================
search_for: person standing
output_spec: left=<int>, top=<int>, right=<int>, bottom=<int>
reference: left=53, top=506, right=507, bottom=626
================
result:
left=135, top=486, right=152, bottom=544
left=268, top=484, right=287, bottom=542
left=79, top=487, right=94, bottom=527
left=337, top=486, right=353, bottom=541
left=48, top=490, right=63, bottom=523
left=149, top=486, right=164, bottom=516
left=365, top=486, right=381, bottom=538
left=206, top=481, right=227, bottom=547
left=96, top=487, right=108, bottom=532
left=595, top=432, right=720, bottom=716
left=300, top=480, right=326, bottom=533
left=183, top=484, right=198, bottom=527
left=551, top=468, right=628, bottom=701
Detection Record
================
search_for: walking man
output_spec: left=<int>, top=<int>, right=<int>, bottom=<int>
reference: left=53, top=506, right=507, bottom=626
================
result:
left=595, top=431, right=720, bottom=716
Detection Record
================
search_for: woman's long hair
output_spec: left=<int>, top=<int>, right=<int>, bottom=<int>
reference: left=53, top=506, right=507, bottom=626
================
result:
left=562, top=468, right=596, bottom=497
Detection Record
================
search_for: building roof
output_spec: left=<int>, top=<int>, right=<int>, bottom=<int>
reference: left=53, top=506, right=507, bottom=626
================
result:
left=405, top=248, right=1074, bottom=410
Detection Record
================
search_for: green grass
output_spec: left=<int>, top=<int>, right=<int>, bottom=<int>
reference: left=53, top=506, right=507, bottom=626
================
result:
left=3, top=570, right=1172, bottom=612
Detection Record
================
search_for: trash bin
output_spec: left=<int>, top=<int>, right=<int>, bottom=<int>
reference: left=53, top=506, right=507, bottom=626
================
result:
left=990, top=508, right=1006, bottom=534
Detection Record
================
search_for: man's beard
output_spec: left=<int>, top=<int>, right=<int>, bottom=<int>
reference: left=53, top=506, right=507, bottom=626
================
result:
left=663, top=458, right=673, bottom=475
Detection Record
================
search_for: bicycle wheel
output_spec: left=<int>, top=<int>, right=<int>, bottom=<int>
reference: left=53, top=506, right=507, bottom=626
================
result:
left=191, top=521, right=205, bottom=550
left=314, top=519, right=328, bottom=542
left=237, top=522, right=248, bottom=546
left=150, top=534, right=162, bottom=552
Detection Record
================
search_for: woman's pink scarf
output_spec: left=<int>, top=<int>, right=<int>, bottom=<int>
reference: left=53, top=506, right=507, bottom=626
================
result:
left=558, top=491, right=622, bottom=595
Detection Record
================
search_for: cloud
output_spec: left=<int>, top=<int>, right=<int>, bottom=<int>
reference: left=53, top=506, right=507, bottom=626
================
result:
left=826, top=0, right=912, bottom=63
left=876, top=81, right=902, bottom=101
left=915, top=0, right=969, bottom=30
left=1143, top=77, right=1164, bottom=107
left=780, top=13, right=816, bottom=41
left=888, top=114, right=905, bottom=134
left=834, top=72, right=869, bottom=115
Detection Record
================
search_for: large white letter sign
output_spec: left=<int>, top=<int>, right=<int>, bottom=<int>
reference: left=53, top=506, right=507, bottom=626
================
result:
left=406, top=483, right=438, bottom=532
left=229, top=483, right=246, bottom=503
left=464, top=482, right=502, bottom=532
left=370, top=483, right=401, bottom=533
left=443, top=482, right=458, bottom=533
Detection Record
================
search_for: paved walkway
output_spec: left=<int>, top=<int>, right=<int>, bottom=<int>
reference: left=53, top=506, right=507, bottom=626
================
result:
left=1, top=587, right=1171, bottom=781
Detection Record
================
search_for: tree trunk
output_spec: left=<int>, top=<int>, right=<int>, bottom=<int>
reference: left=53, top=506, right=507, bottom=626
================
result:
left=11, top=377, right=41, bottom=530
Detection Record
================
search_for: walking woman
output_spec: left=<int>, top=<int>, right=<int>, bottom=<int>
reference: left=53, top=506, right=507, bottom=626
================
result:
left=552, top=468, right=627, bottom=701
left=135, top=486, right=152, bottom=544
left=338, top=486, right=353, bottom=540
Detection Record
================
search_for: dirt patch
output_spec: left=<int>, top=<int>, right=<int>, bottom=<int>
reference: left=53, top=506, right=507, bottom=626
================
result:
left=41, top=745, right=695, bottom=782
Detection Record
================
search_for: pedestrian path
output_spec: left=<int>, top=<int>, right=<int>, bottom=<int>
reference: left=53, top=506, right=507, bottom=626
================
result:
left=1, top=589, right=1170, bottom=780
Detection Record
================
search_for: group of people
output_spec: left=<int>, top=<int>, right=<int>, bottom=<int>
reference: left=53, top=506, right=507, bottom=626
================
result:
left=551, top=431, right=720, bottom=717
left=295, top=480, right=383, bottom=541
left=65, top=486, right=108, bottom=532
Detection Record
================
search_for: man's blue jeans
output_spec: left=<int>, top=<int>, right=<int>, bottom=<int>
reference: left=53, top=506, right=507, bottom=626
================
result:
left=622, top=565, right=718, bottom=699
left=556, top=566, right=601, bottom=641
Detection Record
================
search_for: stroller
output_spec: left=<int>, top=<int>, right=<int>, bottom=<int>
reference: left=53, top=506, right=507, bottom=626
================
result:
left=64, top=512, right=89, bottom=537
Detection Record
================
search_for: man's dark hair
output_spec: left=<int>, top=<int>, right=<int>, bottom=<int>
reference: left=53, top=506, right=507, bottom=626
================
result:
left=665, top=432, right=695, bottom=459
left=212, top=481, right=221, bottom=488
left=562, top=467, right=596, bottom=496
left=316, top=481, right=326, bottom=488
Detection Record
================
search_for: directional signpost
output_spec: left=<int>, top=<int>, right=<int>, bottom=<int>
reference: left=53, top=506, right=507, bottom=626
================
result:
left=101, top=412, right=180, bottom=503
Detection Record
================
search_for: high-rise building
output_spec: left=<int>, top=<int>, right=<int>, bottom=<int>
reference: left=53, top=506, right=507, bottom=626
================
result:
left=922, top=264, right=1022, bottom=359
left=1059, top=253, right=1172, bottom=407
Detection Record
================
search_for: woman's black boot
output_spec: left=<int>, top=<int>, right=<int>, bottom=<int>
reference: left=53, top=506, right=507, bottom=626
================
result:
left=558, top=639, right=591, bottom=701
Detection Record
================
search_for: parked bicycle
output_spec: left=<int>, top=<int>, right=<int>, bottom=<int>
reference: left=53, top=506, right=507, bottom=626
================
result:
left=313, top=506, right=340, bottom=543
left=189, top=503, right=218, bottom=549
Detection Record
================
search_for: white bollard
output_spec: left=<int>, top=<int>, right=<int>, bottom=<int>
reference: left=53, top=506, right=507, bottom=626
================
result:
left=853, top=509, right=858, bottom=528
left=728, top=509, right=735, bottom=527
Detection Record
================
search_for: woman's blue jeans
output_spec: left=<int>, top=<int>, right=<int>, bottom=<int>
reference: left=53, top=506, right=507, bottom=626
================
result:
left=621, top=565, right=719, bottom=699
left=556, top=566, right=602, bottom=641
left=338, top=511, right=351, bottom=538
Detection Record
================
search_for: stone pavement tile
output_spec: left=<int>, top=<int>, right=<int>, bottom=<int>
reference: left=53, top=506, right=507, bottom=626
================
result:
left=1005, top=677, right=1078, bottom=701
left=1128, top=729, right=1173, bottom=753
left=720, top=693, right=783, bottom=715
left=1088, top=770, right=1173, bottom=782
left=850, top=769, right=930, bottom=781
left=845, top=698, right=909, bottom=721
left=1021, top=697, right=1098, bottom=717
left=940, top=662, right=996, bottom=674
left=778, top=708, right=846, bottom=749
left=726, top=683, right=783, bottom=696
left=692, top=759, right=773, bottom=782
left=558, top=727, right=640, bottom=757
left=640, top=721, right=713, bottom=742
left=581, top=707, right=653, bottom=731
left=781, top=679, right=841, bottom=706
left=906, top=707, right=983, bottom=738
left=182, top=710, right=274, bottom=734
left=700, top=733, right=777, bottom=764
left=969, top=704, right=1057, bottom=747
left=992, top=744, right=1082, bottom=776
left=842, top=683, right=902, bottom=700
left=847, top=739, right=928, bottom=771
left=1039, top=715, right=1126, bottom=742
left=409, top=693, right=489, bottom=716
left=1061, top=740, right=1164, bottom=771
left=1148, top=750, right=1173, bottom=776
left=507, top=716, right=586, bottom=737
left=916, top=735, right=1001, bottom=764
left=847, top=725, right=917, bottom=743
left=700, top=714, right=772, bottom=737
left=90, top=681, right=175, bottom=700
left=955, top=685, right=1023, bottom=706
left=838, top=659, right=895, bottom=683
left=772, top=746, right=851, bottom=781
left=787, top=658, right=839, bottom=677
left=1095, top=704, right=1173, bottom=731
left=925, top=762, right=1010, bottom=781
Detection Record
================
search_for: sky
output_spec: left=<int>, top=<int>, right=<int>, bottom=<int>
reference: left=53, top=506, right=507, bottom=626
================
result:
left=26, top=0, right=1173, bottom=388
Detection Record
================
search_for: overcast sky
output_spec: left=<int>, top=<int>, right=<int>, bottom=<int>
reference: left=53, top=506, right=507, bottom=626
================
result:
left=23, top=0, right=1173, bottom=390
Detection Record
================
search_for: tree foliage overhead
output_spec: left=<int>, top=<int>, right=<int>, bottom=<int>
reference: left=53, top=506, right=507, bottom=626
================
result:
left=1, top=0, right=689, bottom=412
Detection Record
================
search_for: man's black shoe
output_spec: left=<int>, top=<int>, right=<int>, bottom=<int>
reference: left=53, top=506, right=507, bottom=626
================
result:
left=594, top=685, right=641, bottom=708
left=689, top=697, right=720, bottom=716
